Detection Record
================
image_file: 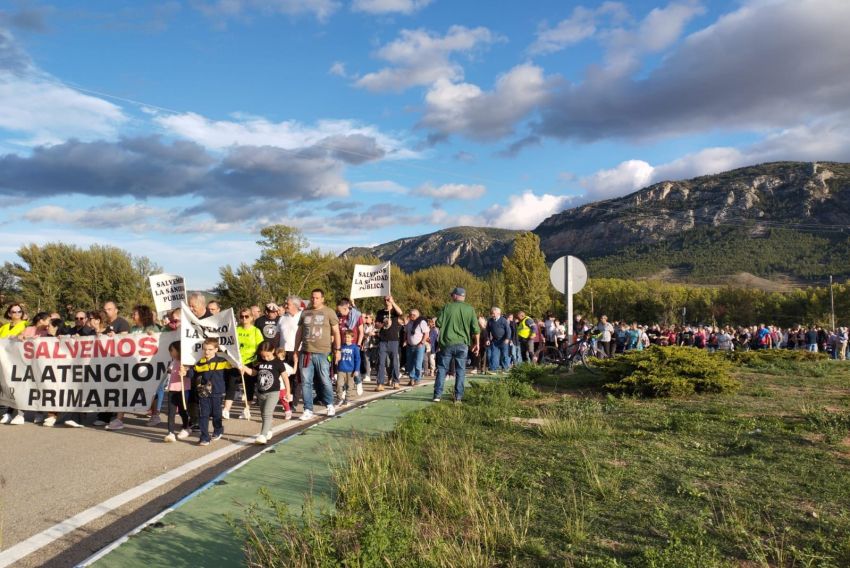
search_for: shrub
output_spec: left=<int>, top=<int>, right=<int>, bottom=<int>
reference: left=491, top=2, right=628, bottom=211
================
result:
left=507, top=363, right=552, bottom=385
left=725, top=349, right=827, bottom=367
left=599, top=346, right=740, bottom=398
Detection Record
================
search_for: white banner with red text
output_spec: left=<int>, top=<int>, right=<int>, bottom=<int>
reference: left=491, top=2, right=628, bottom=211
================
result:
left=0, top=332, right=176, bottom=412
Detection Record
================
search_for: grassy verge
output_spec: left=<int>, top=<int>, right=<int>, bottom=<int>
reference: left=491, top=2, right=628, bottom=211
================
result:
left=240, top=360, right=850, bottom=567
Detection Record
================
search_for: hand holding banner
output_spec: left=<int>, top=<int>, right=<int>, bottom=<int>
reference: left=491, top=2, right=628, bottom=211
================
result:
left=180, top=303, right=240, bottom=366
left=350, top=261, right=391, bottom=299
left=149, top=273, right=186, bottom=316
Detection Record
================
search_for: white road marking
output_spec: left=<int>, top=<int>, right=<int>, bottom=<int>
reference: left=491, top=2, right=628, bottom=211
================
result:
left=0, top=385, right=420, bottom=568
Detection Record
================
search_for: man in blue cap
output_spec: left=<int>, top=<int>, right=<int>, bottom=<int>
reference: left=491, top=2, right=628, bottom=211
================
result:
left=433, top=286, right=480, bottom=403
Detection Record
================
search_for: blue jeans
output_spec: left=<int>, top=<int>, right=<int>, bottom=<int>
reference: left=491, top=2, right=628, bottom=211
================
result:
left=198, top=395, right=223, bottom=442
left=378, top=341, right=400, bottom=385
left=488, top=341, right=511, bottom=371
left=433, top=344, right=468, bottom=401
left=300, top=352, right=333, bottom=411
left=405, top=345, right=425, bottom=381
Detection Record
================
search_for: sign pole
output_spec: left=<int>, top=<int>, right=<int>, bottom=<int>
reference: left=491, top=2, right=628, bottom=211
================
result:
left=830, top=274, right=835, bottom=331
left=566, top=256, right=573, bottom=340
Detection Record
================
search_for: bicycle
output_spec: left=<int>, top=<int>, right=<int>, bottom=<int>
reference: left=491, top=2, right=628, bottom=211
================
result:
left=535, top=330, right=603, bottom=373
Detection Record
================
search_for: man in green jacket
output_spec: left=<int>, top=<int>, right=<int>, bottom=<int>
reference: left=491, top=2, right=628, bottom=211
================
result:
left=433, top=287, right=480, bottom=403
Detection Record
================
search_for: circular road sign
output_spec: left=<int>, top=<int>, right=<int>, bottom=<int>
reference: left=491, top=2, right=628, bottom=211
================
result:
left=549, top=255, right=588, bottom=295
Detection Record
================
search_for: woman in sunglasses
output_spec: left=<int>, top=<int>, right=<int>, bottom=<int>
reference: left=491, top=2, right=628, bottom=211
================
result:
left=0, top=303, right=27, bottom=338
left=225, top=308, right=263, bottom=419
left=0, top=303, right=27, bottom=424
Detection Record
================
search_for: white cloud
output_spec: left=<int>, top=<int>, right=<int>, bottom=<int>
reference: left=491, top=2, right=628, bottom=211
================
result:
left=480, top=191, right=572, bottom=230
left=155, top=111, right=414, bottom=159
left=574, top=111, right=850, bottom=202
left=328, top=61, right=348, bottom=77
left=353, top=180, right=408, bottom=193
left=352, top=0, right=432, bottom=15
left=420, top=63, right=552, bottom=140
left=192, top=0, right=340, bottom=22
left=600, top=1, right=705, bottom=77
left=355, top=25, right=499, bottom=92
left=0, top=30, right=126, bottom=146
left=580, top=159, right=654, bottom=201
left=414, top=182, right=486, bottom=200
left=530, top=7, right=596, bottom=55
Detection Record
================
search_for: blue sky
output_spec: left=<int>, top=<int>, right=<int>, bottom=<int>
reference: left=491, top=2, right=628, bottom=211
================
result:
left=0, top=0, right=848, bottom=289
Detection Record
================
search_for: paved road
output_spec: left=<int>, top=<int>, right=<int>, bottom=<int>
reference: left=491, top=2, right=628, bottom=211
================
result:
left=0, top=378, right=431, bottom=567
left=90, top=386, right=435, bottom=567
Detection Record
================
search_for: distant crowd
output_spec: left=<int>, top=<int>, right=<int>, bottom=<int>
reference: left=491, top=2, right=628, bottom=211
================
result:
left=1, top=290, right=846, bottom=445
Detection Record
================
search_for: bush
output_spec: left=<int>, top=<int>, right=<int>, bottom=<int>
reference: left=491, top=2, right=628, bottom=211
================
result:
left=507, top=363, right=552, bottom=385
left=725, top=349, right=827, bottom=367
left=599, top=346, right=740, bottom=398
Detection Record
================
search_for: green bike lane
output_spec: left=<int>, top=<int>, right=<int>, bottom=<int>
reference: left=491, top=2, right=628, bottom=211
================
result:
left=87, top=384, right=440, bottom=568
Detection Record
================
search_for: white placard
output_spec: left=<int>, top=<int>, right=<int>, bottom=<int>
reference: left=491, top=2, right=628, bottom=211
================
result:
left=180, top=303, right=240, bottom=366
left=350, top=261, right=391, bottom=299
left=149, top=273, right=186, bottom=316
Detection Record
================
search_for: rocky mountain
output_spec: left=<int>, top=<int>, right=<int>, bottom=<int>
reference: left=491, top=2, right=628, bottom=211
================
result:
left=342, top=226, right=520, bottom=274
left=344, top=162, right=850, bottom=282
left=535, top=161, right=850, bottom=260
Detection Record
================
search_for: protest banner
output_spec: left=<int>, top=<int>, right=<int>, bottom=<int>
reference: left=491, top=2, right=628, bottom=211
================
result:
left=350, top=261, right=391, bottom=299
left=149, top=273, right=186, bottom=316
left=0, top=333, right=176, bottom=412
left=180, top=303, right=240, bottom=366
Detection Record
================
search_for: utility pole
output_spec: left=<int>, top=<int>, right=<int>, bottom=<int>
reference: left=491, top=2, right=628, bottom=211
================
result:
left=590, top=287, right=594, bottom=317
left=830, top=275, right=836, bottom=331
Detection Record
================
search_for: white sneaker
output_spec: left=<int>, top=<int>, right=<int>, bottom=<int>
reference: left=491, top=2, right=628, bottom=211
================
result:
left=363, top=376, right=371, bottom=382
left=211, top=433, right=223, bottom=441
left=43, top=416, right=56, bottom=427
left=105, top=419, right=124, bottom=430
left=10, top=414, right=24, bottom=425
left=241, top=408, right=251, bottom=420
left=326, top=404, right=335, bottom=416
left=147, top=414, right=161, bottom=426
left=93, top=419, right=107, bottom=426
left=33, top=413, right=45, bottom=424
left=284, top=410, right=292, bottom=420
left=1, top=413, right=11, bottom=425
left=356, top=384, right=363, bottom=396
left=222, top=410, right=230, bottom=420
left=163, top=432, right=176, bottom=443
left=432, top=398, right=441, bottom=403
left=254, top=434, right=267, bottom=445
left=300, top=409, right=314, bottom=421
left=177, top=428, right=191, bottom=440
left=64, top=419, right=83, bottom=428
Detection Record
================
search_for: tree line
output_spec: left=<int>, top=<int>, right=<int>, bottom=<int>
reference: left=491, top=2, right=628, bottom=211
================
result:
left=2, top=226, right=848, bottom=327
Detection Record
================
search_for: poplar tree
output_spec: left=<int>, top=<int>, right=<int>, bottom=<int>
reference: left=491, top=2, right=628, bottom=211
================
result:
left=502, top=232, right=550, bottom=316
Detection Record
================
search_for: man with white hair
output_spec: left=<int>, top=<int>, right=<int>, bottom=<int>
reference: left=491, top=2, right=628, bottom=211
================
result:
left=279, top=295, right=303, bottom=409
left=485, top=307, right=511, bottom=372
left=187, top=291, right=211, bottom=319
left=404, top=308, right=429, bottom=386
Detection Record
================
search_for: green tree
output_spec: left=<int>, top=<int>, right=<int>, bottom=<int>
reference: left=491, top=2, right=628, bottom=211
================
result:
left=502, top=232, right=550, bottom=317
left=254, top=225, right=336, bottom=300
left=14, top=243, right=160, bottom=314
left=0, top=261, right=19, bottom=306
left=215, top=263, right=268, bottom=310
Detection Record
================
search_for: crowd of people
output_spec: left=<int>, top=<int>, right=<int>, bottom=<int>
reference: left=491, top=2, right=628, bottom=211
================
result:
left=1, top=288, right=847, bottom=445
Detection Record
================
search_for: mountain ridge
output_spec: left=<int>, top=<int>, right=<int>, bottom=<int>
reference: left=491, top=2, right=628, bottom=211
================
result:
left=342, top=161, right=850, bottom=283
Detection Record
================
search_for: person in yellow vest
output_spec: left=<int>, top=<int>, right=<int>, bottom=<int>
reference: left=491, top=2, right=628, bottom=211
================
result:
left=0, top=303, right=28, bottom=425
left=0, top=303, right=27, bottom=338
left=516, top=310, right=538, bottom=363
